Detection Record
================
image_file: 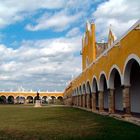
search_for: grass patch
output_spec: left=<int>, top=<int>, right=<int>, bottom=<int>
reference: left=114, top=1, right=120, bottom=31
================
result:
left=0, top=105, right=139, bottom=140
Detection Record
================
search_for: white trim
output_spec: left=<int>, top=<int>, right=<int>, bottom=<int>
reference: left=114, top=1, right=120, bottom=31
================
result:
left=108, top=65, right=122, bottom=89
left=82, top=82, right=86, bottom=94
left=86, top=80, right=92, bottom=94
left=91, top=76, right=99, bottom=92
left=79, top=85, right=82, bottom=95
left=77, top=87, right=79, bottom=95
left=123, top=54, right=140, bottom=86
left=57, top=96, right=63, bottom=99
left=99, top=71, right=108, bottom=91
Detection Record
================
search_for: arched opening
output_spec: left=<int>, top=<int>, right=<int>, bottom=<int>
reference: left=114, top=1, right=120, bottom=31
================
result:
left=0, top=96, right=7, bottom=104
left=109, top=68, right=123, bottom=112
left=83, top=84, right=87, bottom=107
left=76, top=87, right=79, bottom=106
left=124, top=59, right=140, bottom=114
left=57, top=96, right=63, bottom=101
left=26, top=96, right=33, bottom=103
left=99, top=74, right=109, bottom=111
left=92, top=78, right=99, bottom=110
left=79, top=86, right=83, bottom=107
left=42, top=96, right=48, bottom=104
left=16, top=96, right=25, bottom=104
left=8, top=96, right=14, bottom=104
left=86, top=81, right=92, bottom=109
left=57, top=96, right=63, bottom=104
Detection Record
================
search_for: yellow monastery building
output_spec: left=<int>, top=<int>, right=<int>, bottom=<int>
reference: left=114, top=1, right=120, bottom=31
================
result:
left=0, top=91, right=63, bottom=104
left=64, top=19, right=140, bottom=117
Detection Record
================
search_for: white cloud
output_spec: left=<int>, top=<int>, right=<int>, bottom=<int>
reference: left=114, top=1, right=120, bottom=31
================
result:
left=66, top=27, right=81, bottom=37
left=0, top=36, right=82, bottom=91
left=93, top=0, right=140, bottom=41
left=0, top=0, right=66, bottom=28
left=25, top=0, right=97, bottom=32
left=26, top=11, right=83, bottom=31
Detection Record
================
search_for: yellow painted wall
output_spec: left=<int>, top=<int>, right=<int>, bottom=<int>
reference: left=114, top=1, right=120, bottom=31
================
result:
left=64, top=20, right=140, bottom=96
left=0, top=92, right=64, bottom=98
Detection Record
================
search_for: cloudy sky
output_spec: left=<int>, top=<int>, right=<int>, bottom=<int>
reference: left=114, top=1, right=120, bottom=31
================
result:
left=0, top=0, right=139, bottom=92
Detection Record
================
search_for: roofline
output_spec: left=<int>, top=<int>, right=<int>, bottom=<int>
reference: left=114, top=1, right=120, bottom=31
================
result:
left=70, top=19, right=140, bottom=84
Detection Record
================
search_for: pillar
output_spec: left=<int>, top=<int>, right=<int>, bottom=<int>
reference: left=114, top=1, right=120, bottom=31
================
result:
left=81, top=95, right=83, bottom=107
left=85, top=94, right=87, bottom=107
left=79, top=95, right=81, bottom=106
left=86, top=94, right=90, bottom=109
left=123, top=86, right=131, bottom=114
left=82, top=94, right=85, bottom=107
left=14, top=98, right=17, bottom=104
left=76, top=95, right=78, bottom=106
left=6, top=97, right=8, bottom=104
left=99, top=91, right=104, bottom=112
left=73, top=96, right=75, bottom=105
left=75, top=96, right=77, bottom=106
left=24, top=99, right=27, bottom=104
left=109, top=89, right=115, bottom=113
left=92, top=92, right=96, bottom=112
left=78, top=95, right=80, bottom=106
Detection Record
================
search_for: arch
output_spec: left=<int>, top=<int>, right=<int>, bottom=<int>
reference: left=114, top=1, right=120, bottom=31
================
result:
left=126, top=59, right=140, bottom=113
left=109, top=66, right=123, bottom=112
left=7, top=96, right=14, bottom=104
left=42, top=96, right=48, bottom=104
left=92, top=76, right=98, bottom=92
left=76, top=87, right=79, bottom=95
left=82, top=83, right=86, bottom=94
left=74, top=88, right=76, bottom=96
left=26, top=96, right=33, bottom=103
left=86, top=81, right=92, bottom=109
left=108, top=65, right=122, bottom=89
left=0, top=95, right=7, bottom=104
left=99, top=73, right=109, bottom=111
left=123, top=54, right=140, bottom=86
left=79, top=85, right=83, bottom=107
left=99, top=71, right=108, bottom=91
left=82, top=83, right=87, bottom=107
left=79, top=85, right=82, bottom=95
left=92, top=77, right=99, bottom=109
left=56, top=96, right=63, bottom=105
left=57, top=96, right=63, bottom=100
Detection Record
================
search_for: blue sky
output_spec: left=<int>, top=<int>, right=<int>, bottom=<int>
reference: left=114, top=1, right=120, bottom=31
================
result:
left=0, top=0, right=139, bottom=91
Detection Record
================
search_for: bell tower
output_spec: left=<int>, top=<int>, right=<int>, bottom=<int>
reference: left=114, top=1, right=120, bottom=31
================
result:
left=81, top=21, right=96, bottom=71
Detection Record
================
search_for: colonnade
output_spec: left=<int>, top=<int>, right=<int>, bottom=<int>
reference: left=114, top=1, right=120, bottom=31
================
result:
left=0, top=95, right=63, bottom=104
left=71, top=57, right=140, bottom=116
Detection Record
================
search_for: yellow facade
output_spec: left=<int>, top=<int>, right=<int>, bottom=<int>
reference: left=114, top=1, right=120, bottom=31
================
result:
left=0, top=91, right=63, bottom=99
left=64, top=19, right=140, bottom=115
left=64, top=20, right=140, bottom=91
left=82, top=22, right=96, bottom=70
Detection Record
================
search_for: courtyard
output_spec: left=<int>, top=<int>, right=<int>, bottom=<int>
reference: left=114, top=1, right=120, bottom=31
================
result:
left=0, top=105, right=139, bottom=140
